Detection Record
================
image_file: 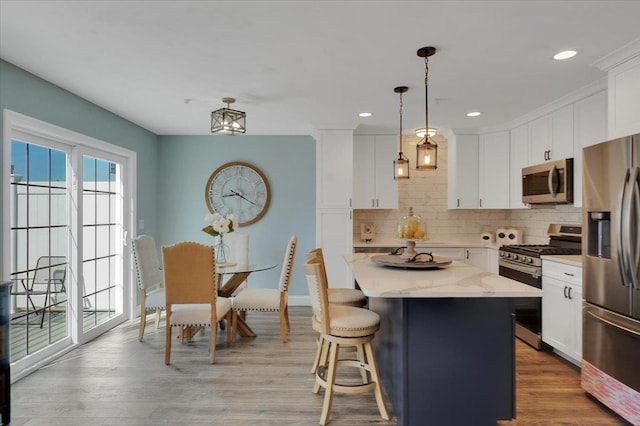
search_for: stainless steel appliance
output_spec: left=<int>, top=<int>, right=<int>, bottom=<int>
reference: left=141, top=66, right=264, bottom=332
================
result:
left=582, top=133, right=640, bottom=425
left=498, top=224, right=582, bottom=349
left=522, top=158, right=573, bottom=204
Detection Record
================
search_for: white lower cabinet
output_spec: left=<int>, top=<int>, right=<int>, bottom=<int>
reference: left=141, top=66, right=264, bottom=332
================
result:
left=542, top=260, right=582, bottom=365
left=485, top=247, right=499, bottom=274
left=464, top=248, right=487, bottom=269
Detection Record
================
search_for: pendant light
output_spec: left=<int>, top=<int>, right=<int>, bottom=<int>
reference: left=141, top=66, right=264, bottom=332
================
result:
left=416, top=47, right=438, bottom=170
left=393, top=86, right=409, bottom=180
left=211, top=97, right=246, bottom=135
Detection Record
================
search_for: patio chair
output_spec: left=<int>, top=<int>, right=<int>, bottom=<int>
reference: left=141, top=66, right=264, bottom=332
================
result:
left=11, top=255, right=67, bottom=328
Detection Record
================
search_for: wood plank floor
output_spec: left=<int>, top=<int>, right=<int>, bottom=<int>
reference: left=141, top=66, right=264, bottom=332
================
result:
left=10, top=306, right=630, bottom=425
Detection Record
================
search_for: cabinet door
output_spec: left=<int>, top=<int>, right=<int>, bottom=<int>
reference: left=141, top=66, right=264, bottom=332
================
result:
left=447, top=134, right=479, bottom=208
left=542, top=276, right=572, bottom=354
left=485, top=248, right=499, bottom=274
left=510, top=124, right=530, bottom=209
left=573, top=90, right=607, bottom=208
left=551, top=104, right=574, bottom=160
left=317, top=130, right=353, bottom=208
left=374, top=135, right=399, bottom=209
left=608, top=55, right=640, bottom=139
left=317, top=209, right=353, bottom=288
left=353, top=135, right=376, bottom=208
left=529, top=115, right=552, bottom=164
left=478, top=131, right=510, bottom=208
left=464, top=248, right=487, bottom=270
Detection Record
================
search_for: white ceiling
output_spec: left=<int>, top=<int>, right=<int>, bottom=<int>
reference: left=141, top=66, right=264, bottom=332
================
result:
left=1, top=1, right=640, bottom=136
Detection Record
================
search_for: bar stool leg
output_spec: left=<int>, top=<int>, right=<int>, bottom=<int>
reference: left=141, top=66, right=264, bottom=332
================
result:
left=320, top=341, right=339, bottom=426
left=364, top=341, right=390, bottom=420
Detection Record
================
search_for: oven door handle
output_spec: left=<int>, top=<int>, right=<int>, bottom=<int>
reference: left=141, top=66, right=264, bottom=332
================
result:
left=499, top=259, right=540, bottom=278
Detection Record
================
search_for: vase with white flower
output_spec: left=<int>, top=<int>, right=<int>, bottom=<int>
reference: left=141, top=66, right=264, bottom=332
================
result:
left=203, top=212, right=235, bottom=265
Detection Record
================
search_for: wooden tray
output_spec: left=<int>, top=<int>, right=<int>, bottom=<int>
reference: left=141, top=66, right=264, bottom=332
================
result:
left=370, top=254, right=452, bottom=270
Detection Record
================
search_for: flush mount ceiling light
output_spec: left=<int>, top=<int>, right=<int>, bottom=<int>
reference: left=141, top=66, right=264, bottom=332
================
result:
left=466, top=111, right=481, bottom=117
left=416, top=46, right=438, bottom=171
left=415, top=127, right=438, bottom=138
left=393, top=86, right=410, bottom=180
left=211, top=97, right=246, bottom=135
left=553, top=50, right=578, bottom=60
left=359, top=112, right=373, bottom=117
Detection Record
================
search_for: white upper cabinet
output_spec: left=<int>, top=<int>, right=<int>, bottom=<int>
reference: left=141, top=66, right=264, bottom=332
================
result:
left=529, top=114, right=553, bottom=163
left=607, top=55, right=640, bottom=138
left=353, top=135, right=398, bottom=209
left=509, top=124, right=530, bottom=209
left=528, top=104, right=574, bottom=164
left=317, top=130, right=353, bottom=209
left=478, top=131, right=510, bottom=208
left=448, top=134, right=479, bottom=209
left=573, top=90, right=608, bottom=207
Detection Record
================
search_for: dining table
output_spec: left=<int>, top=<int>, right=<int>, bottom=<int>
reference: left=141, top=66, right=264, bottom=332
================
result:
left=217, top=262, right=277, bottom=337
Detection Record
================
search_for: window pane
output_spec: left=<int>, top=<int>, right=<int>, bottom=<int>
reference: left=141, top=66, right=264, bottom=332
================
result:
left=28, top=144, right=49, bottom=184
left=95, top=193, right=111, bottom=224
left=83, top=192, right=96, bottom=226
left=27, top=186, right=50, bottom=227
left=50, top=149, right=66, bottom=184
left=50, top=187, right=67, bottom=227
left=95, top=225, right=111, bottom=258
left=83, top=157, right=96, bottom=191
left=82, top=226, right=96, bottom=261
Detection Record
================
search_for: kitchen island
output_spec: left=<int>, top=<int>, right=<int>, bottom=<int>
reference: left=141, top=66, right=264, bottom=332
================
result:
left=344, top=253, right=542, bottom=426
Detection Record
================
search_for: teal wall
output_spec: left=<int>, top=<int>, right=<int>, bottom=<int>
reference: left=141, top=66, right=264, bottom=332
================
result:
left=0, top=59, right=316, bottom=298
left=157, top=135, right=316, bottom=297
left=0, top=59, right=160, bottom=273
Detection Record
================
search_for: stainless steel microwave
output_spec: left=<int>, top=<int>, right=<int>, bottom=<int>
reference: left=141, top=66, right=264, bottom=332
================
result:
left=522, top=158, right=573, bottom=204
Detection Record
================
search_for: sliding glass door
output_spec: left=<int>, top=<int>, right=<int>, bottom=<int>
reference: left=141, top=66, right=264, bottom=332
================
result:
left=3, top=111, right=135, bottom=378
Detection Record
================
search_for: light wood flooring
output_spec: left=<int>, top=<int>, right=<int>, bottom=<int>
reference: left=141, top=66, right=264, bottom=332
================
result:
left=11, top=306, right=630, bottom=425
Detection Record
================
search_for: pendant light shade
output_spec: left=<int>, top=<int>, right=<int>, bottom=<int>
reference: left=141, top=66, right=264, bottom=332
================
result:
left=394, top=86, right=410, bottom=180
left=416, top=46, right=438, bottom=170
left=211, top=97, right=246, bottom=135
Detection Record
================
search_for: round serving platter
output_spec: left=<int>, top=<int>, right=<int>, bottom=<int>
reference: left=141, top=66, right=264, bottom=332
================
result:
left=370, top=254, right=453, bottom=270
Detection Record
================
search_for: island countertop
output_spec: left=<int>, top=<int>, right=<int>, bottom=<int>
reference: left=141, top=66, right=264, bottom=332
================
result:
left=344, top=253, right=542, bottom=298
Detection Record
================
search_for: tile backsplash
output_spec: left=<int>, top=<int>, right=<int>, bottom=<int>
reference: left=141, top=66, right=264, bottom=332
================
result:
left=353, top=134, right=582, bottom=245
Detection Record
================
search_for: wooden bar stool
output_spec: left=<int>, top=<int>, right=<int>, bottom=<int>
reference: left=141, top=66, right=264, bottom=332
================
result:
left=306, top=248, right=369, bottom=375
left=304, top=258, right=389, bottom=425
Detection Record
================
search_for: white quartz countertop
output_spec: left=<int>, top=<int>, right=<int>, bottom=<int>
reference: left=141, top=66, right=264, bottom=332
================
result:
left=541, top=254, right=583, bottom=267
left=353, top=239, right=500, bottom=249
left=344, top=253, right=542, bottom=298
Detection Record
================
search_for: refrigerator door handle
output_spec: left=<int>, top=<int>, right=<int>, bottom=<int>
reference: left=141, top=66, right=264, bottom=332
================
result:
left=587, top=309, right=640, bottom=338
left=617, top=168, right=632, bottom=288
left=629, top=167, right=640, bottom=289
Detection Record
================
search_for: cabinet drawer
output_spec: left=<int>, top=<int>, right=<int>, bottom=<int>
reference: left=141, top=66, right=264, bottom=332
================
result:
left=542, top=260, right=582, bottom=286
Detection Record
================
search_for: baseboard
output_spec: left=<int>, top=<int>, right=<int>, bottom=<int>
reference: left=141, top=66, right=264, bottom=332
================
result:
left=288, top=295, right=310, bottom=306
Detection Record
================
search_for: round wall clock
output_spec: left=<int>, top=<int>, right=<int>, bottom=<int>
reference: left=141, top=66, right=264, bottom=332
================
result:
left=205, top=161, right=271, bottom=227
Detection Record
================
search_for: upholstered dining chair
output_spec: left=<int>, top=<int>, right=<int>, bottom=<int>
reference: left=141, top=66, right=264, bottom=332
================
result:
left=231, top=235, right=297, bottom=343
left=162, top=241, right=235, bottom=364
left=304, top=257, right=389, bottom=425
left=306, top=248, right=368, bottom=374
left=131, top=235, right=166, bottom=341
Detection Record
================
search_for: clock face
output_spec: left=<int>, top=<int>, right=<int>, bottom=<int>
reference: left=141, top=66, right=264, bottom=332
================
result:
left=205, top=161, right=271, bottom=226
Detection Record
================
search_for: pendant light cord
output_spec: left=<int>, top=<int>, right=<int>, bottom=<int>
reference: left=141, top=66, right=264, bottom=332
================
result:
left=424, top=56, right=429, bottom=139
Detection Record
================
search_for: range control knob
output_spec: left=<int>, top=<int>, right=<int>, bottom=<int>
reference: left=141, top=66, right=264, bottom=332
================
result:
left=527, top=257, right=533, bottom=264
left=513, top=255, right=519, bottom=261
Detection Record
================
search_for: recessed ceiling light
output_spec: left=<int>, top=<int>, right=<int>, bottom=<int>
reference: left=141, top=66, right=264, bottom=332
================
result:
left=466, top=111, right=481, bottom=117
left=553, top=50, right=578, bottom=60
left=359, top=112, right=373, bottom=117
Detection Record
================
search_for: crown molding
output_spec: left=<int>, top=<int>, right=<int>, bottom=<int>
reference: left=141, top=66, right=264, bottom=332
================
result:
left=592, top=36, right=640, bottom=71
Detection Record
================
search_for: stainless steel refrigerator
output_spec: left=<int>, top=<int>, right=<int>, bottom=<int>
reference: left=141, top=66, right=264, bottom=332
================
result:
left=582, top=133, right=640, bottom=425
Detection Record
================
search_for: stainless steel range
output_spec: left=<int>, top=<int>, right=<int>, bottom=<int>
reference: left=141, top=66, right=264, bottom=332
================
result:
left=498, top=224, right=582, bottom=349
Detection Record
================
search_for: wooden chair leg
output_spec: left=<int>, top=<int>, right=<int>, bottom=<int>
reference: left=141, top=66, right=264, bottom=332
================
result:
left=313, top=337, right=330, bottom=394
left=285, top=305, right=291, bottom=331
left=209, top=323, right=217, bottom=364
left=225, top=311, right=234, bottom=343
left=231, top=310, right=238, bottom=343
left=155, top=308, right=161, bottom=329
left=138, top=304, right=147, bottom=342
left=364, top=341, right=390, bottom=420
left=320, top=341, right=339, bottom=426
left=164, top=322, right=172, bottom=365
left=279, top=310, right=288, bottom=343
